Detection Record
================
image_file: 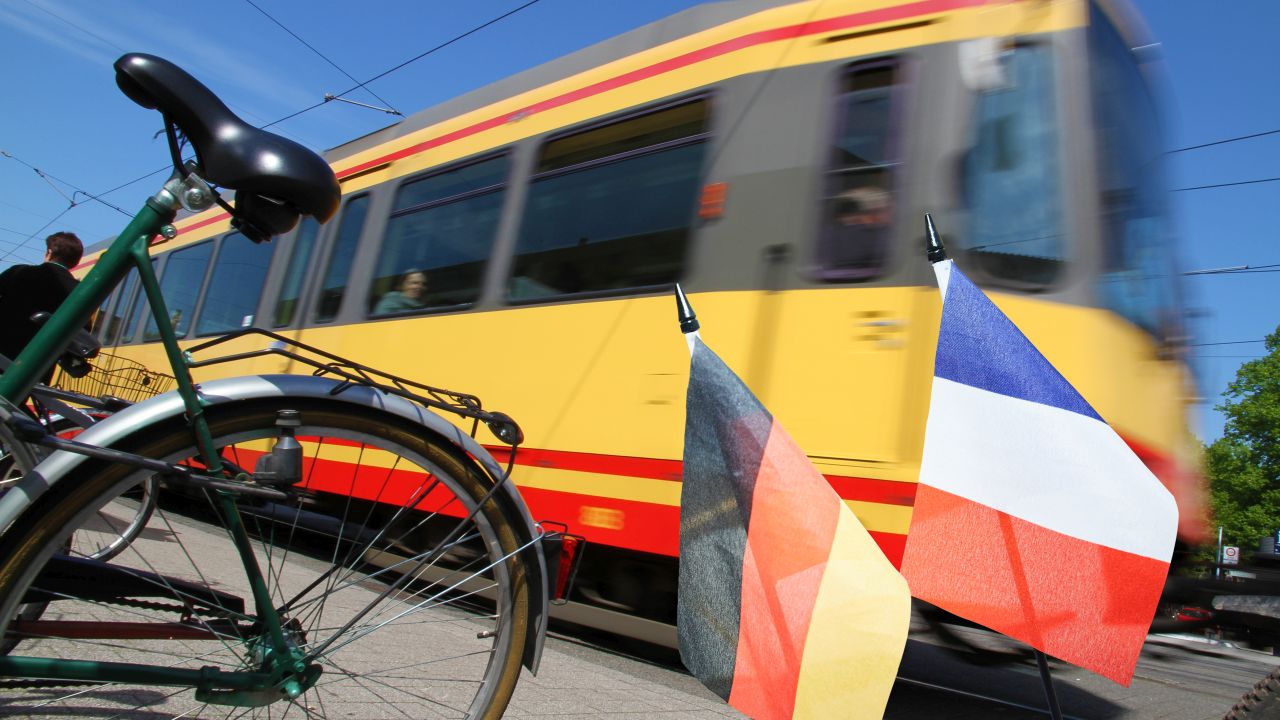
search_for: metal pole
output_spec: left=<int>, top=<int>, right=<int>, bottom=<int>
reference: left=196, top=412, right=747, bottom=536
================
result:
left=1217, top=525, right=1224, bottom=580
left=1035, top=650, right=1064, bottom=720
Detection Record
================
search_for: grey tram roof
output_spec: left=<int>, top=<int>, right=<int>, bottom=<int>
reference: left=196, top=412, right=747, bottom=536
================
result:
left=83, top=0, right=788, bottom=256
left=322, top=0, right=794, bottom=164
left=320, top=0, right=1154, bottom=165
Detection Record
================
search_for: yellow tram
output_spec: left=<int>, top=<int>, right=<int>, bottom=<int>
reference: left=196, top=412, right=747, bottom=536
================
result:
left=79, top=0, right=1205, bottom=640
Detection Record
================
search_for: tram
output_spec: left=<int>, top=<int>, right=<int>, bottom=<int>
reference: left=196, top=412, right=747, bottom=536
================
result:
left=78, top=0, right=1206, bottom=643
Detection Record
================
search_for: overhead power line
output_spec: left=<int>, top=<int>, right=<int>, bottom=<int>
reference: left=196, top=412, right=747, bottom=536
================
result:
left=263, top=0, right=542, bottom=129
left=0, top=205, right=72, bottom=265
left=94, top=165, right=173, bottom=198
left=0, top=149, right=141, bottom=265
left=1183, top=263, right=1280, bottom=276
left=1173, top=177, right=1280, bottom=192
left=241, top=0, right=403, bottom=116
left=0, top=151, right=133, bottom=218
left=21, top=0, right=127, bottom=54
left=1168, top=128, right=1280, bottom=154
left=1188, top=339, right=1266, bottom=347
left=4, top=0, right=539, bottom=266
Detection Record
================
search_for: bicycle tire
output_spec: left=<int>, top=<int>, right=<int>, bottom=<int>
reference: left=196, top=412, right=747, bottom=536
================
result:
left=0, top=397, right=530, bottom=718
left=1225, top=666, right=1280, bottom=720
left=0, top=412, right=51, bottom=657
left=46, top=418, right=160, bottom=562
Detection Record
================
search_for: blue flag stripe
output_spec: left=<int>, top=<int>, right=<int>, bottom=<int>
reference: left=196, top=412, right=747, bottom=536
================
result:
left=934, top=266, right=1102, bottom=422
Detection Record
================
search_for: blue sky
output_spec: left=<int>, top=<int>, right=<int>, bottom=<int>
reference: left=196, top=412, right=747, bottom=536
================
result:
left=1131, top=0, right=1280, bottom=440
left=0, top=0, right=1275, bottom=441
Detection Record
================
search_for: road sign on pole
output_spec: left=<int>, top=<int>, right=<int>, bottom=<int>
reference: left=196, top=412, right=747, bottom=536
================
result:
left=1223, top=546, right=1240, bottom=566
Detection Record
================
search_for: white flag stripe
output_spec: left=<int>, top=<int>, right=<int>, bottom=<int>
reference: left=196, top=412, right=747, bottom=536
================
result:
left=919, top=377, right=1178, bottom=561
left=932, top=259, right=952, bottom=298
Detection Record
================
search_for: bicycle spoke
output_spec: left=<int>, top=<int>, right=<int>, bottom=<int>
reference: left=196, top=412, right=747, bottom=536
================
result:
left=0, top=407, right=527, bottom=718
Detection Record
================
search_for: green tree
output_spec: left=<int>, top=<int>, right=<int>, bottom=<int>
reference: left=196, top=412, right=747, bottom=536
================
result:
left=1205, top=326, right=1280, bottom=550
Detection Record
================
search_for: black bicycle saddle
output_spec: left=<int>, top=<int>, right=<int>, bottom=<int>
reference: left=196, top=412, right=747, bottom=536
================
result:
left=113, top=53, right=340, bottom=241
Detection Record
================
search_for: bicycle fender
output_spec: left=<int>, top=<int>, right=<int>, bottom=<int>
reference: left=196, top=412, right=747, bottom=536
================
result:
left=0, top=373, right=549, bottom=673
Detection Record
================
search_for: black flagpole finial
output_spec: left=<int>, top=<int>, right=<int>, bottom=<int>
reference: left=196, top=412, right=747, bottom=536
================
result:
left=675, top=283, right=700, bottom=334
left=925, top=212, right=948, bottom=263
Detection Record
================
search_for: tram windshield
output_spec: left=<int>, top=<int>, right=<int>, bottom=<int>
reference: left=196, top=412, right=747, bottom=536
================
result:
left=1090, top=2, right=1177, bottom=337
left=957, top=43, right=1065, bottom=287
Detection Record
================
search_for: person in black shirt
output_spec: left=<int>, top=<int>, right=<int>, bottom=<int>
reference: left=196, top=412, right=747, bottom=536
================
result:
left=0, top=232, right=84, bottom=380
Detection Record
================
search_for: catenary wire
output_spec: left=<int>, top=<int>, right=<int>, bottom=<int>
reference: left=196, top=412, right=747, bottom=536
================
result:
left=1188, top=340, right=1266, bottom=347
left=0, top=205, right=73, bottom=265
left=1, top=151, right=133, bottom=217
left=1173, top=176, right=1280, bottom=192
left=20, top=0, right=128, bottom=54
left=2, top=2, right=541, bottom=269
left=1184, top=263, right=1280, bottom=275
left=241, top=0, right=402, bottom=116
left=263, top=0, right=542, bottom=129
left=1167, top=128, right=1280, bottom=154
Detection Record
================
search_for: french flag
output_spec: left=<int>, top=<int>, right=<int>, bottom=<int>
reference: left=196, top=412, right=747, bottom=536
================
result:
left=900, top=254, right=1178, bottom=686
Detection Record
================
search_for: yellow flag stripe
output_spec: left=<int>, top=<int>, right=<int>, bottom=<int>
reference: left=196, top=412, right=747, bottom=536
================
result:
left=792, top=506, right=910, bottom=718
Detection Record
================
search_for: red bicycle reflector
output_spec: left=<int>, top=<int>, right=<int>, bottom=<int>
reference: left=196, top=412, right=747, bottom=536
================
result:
left=540, top=522, right=586, bottom=605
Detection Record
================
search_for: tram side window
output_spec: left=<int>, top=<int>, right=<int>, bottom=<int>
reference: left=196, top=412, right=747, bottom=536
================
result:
left=315, top=195, right=371, bottom=323
left=196, top=232, right=274, bottom=335
left=1089, top=3, right=1174, bottom=335
left=101, top=269, right=139, bottom=344
left=144, top=242, right=213, bottom=341
left=817, top=62, right=902, bottom=280
left=957, top=43, right=1065, bottom=286
left=272, top=217, right=320, bottom=327
left=370, top=155, right=507, bottom=316
left=92, top=288, right=115, bottom=337
left=508, top=99, right=709, bottom=301
left=113, top=259, right=157, bottom=345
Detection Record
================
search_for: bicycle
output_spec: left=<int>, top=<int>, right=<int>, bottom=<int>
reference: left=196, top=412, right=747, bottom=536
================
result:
left=0, top=53, right=555, bottom=718
left=1, top=351, right=177, bottom=561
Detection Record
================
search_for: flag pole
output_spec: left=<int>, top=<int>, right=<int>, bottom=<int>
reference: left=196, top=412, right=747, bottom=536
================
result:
left=925, top=212, right=947, bottom=263
left=1035, top=651, right=1065, bottom=720
left=924, top=213, right=1063, bottom=720
left=675, top=283, right=701, bottom=354
left=675, top=283, right=700, bottom=334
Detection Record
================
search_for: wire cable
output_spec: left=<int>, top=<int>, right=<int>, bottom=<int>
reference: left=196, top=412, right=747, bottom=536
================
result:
left=0, top=205, right=73, bottom=265
left=1168, top=128, right=1280, bottom=154
left=20, top=0, right=127, bottom=54
left=262, top=0, right=542, bottom=129
left=241, top=0, right=402, bottom=116
left=5, top=0, right=544, bottom=248
left=1173, top=177, right=1280, bottom=192
left=93, top=165, right=174, bottom=199
left=351, top=1, right=541, bottom=91
left=1188, top=340, right=1265, bottom=347
left=0, top=151, right=133, bottom=217
left=1183, top=263, right=1280, bottom=276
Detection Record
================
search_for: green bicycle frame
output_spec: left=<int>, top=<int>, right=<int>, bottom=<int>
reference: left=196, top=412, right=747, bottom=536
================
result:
left=0, top=187, right=312, bottom=701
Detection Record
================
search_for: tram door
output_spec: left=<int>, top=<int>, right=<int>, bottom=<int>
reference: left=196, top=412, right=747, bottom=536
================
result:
left=748, top=58, right=931, bottom=473
left=750, top=286, right=932, bottom=472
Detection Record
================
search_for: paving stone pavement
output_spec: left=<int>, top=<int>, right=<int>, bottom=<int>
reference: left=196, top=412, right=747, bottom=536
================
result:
left=504, top=634, right=745, bottom=719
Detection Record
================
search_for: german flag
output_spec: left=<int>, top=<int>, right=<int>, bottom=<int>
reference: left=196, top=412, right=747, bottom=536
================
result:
left=676, top=288, right=909, bottom=720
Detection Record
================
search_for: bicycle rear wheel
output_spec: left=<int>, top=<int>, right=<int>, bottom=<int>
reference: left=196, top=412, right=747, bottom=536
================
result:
left=48, top=418, right=159, bottom=562
left=0, top=399, right=530, bottom=719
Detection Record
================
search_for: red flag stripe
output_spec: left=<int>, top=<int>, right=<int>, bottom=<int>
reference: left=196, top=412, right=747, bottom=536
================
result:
left=901, top=484, right=1169, bottom=685
left=728, top=421, right=841, bottom=719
